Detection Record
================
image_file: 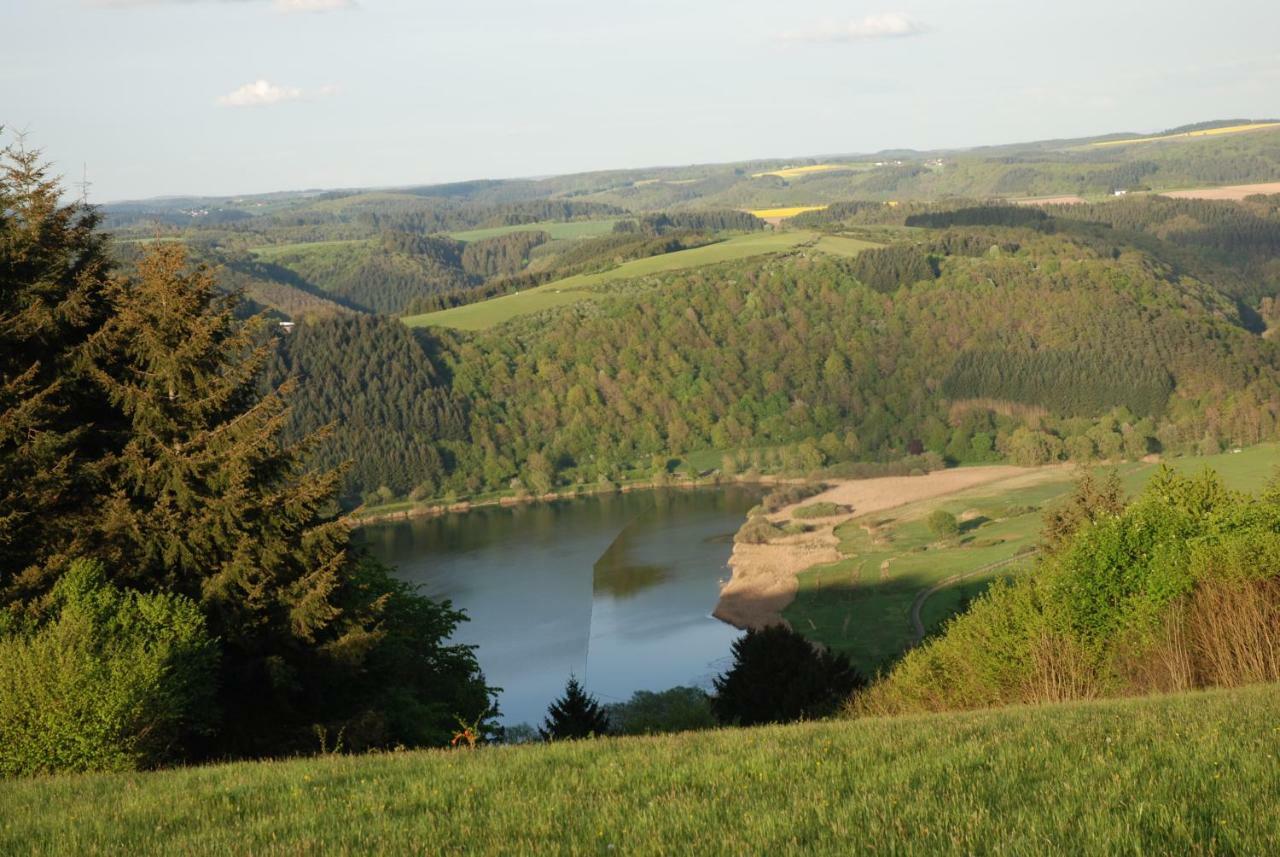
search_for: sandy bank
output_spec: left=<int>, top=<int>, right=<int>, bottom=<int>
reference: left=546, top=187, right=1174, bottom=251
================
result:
left=713, top=465, right=1040, bottom=629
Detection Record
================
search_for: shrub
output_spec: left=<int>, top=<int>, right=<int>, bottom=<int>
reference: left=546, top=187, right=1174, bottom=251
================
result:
left=926, top=509, right=960, bottom=539
left=856, top=466, right=1280, bottom=717
left=604, top=687, right=716, bottom=736
left=793, top=502, right=851, bottom=519
left=712, top=625, right=867, bottom=726
left=0, top=561, right=217, bottom=777
left=736, top=517, right=785, bottom=545
left=760, top=484, right=827, bottom=514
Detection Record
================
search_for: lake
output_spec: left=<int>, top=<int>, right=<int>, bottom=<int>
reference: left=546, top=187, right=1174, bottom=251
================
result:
left=358, top=485, right=761, bottom=726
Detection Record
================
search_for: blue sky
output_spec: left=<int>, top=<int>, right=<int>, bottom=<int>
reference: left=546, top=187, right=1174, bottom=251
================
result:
left=2, top=0, right=1277, bottom=201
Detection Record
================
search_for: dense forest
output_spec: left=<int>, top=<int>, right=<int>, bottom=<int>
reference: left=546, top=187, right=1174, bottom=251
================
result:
left=267, top=207, right=1280, bottom=505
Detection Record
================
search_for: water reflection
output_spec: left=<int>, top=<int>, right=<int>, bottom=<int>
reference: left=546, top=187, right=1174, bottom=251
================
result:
left=359, top=485, right=761, bottom=724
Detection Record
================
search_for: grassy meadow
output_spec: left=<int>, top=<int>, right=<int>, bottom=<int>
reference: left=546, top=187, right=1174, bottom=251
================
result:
left=747, top=205, right=829, bottom=220
left=1090, top=120, right=1280, bottom=147
left=403, top=230, right=827, bottom=331
left=750, top=164, right=867, bottom=179
left=445, top=218, right=621, bottom=243
left=4, top=683, right=1277, bottom=855
left=786, top=444, right=1280, bottom=674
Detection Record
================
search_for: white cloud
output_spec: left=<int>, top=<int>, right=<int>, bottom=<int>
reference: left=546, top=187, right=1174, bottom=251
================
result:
left=216, top=80, right=305, bottom=107
left=779, top=13, right=930, bottom=44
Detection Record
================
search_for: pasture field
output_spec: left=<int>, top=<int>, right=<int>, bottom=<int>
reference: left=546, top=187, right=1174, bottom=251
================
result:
left=403, top=230, right=819, bottom=331
left=1161, top=181, right=1280, bottom=201
left=748, top=205, right=829, bottom=221
left=249, top=238, right=371, bottom=262
left=785, top=444, right=1280, bottom=673
left=813, top=235, right=881, bottom=257
left=3, top=684, right=1277, bottom=855
left=1090, top=120, right=1280, bottom=147
left=750, top=164, right=867, bottom=179
left=446, top=218, right=620, bottom=243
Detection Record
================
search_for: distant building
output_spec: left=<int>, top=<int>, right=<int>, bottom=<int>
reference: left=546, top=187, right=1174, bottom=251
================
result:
left=278, top=321, right=296, bottom=333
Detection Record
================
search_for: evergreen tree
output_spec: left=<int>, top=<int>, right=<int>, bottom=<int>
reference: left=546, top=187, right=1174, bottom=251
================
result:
left=712, top=625, right=866, bottom=726
left=80, top=243, right=494, bottom=755
left=0, top=136, right=115, bottom=606
left=539, top=676, right=610, bottom=740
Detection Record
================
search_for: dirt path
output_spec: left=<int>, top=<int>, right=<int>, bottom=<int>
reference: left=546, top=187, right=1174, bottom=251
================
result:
left=714, top=465, right=1038, bottom=629
left=908, top=550, right=1037, bottom=643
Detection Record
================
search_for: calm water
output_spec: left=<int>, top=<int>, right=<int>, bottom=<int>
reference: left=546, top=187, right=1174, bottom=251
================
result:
left=358, top=486, right=761, bottom=726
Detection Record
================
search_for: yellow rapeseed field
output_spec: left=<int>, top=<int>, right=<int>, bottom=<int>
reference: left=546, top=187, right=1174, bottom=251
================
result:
left=1090, top=121, right=1280, bottom=147
left=747, top=205, right=828, bottom=220
left=751, top=164, right=854, bottom=179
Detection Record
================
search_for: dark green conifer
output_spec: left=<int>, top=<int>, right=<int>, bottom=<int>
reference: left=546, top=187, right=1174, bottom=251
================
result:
left=0, top=136, right=115, bottom=605
left=540, top=676, right=610, bottom=740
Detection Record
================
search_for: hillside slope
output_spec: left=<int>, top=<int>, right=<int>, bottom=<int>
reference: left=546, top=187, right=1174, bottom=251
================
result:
left=5, top=684, right=1277, bottom=855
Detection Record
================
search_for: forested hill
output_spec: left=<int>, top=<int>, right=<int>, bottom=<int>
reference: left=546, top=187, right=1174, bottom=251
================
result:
left=270, top=204, right=1280, bottom=506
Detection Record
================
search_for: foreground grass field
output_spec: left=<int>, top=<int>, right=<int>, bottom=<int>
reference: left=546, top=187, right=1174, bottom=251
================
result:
left=403, top=230, right=824, bottom=330
left=786, top=444, right=1280, bottom=673
left=4, top=684, right=1277, bottom=855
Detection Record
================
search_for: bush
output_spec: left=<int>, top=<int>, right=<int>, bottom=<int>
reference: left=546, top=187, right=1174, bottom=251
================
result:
left=604, top=687, right=716, bottom=736
left=712, top=625, right=867, bottom=726
left=759, top=483, right=827, bottom=514
left=736, top=517, right=785, bottom=545
left=926, top=509, right=960, bottom=539
left=0, top=561, right=217, bottom=777
left=793, top=502, right=851, bottom=519
left=857, top=466, right=1280, bottom=717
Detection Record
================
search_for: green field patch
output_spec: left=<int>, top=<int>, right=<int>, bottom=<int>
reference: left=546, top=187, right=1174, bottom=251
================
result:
left=812, top=235, right=881, bottom=257
left=404, top=230, right=816, bottom=331
left=249, top=238, right=372, bottom=262
left=446, top=218, right=621, bottom=243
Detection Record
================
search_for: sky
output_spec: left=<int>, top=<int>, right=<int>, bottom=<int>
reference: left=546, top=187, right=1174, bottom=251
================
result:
left=2, top=0, right=1278, bottom=201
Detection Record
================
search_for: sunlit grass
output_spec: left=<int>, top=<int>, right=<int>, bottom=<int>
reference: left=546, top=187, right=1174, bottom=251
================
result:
left=747, top=205, right=828, bottom=220
left=1090, top=121, right=1280, bottom=147
left=3, top=684, right=1277, bottom=855
left=751, top=164, right=864, bottom=179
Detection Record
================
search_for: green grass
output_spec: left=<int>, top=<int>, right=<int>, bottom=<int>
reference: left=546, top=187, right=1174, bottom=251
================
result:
left=812, top=234, right=881, bottom=257
left=787, top=444, right=1280, bottom=674
left=403, top=230, right=819, bottom=331
left=3, top=684, right=1277, bottom=855
left=446, top=218, right=620, bottom=243
left=249, top=239, right=372, bottom=262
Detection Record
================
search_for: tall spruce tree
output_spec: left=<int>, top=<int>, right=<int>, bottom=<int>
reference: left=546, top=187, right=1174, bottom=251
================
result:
left=0, top=136, right=115, bottom=606
left=85, top=244, right=367, bottom=752
left=84, top=243, right=495, bottom=755
left=540, top=676, right=610, bottom=740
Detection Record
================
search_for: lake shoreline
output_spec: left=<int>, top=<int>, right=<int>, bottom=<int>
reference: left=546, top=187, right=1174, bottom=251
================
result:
left=713, top=465, right=1050, bottom=631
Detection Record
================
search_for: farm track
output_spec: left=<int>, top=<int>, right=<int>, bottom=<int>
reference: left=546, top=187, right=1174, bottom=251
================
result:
left=909, top=550, right=1038, bottom=643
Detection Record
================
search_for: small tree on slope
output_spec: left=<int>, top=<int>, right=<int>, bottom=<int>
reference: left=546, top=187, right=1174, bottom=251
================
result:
left=712, top=624, right=867, bottom=726
left=540, top=676, right=610, bottom=740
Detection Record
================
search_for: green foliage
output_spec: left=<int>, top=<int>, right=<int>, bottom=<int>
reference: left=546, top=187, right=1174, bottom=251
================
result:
left=603, top=686, right=716, bottom=735
left=927, top=509, right=960, bottom=539
left=539, top=676, right=610, bottom=740
left=0, top=560, right=216, bottom=777
left=847, top=243, right=938, bottom=293
left=792, top=502, right=850, bottom=519
left=864, top=465, right=1280, bottom=714
left=711, top=624, right=867, bottom=726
